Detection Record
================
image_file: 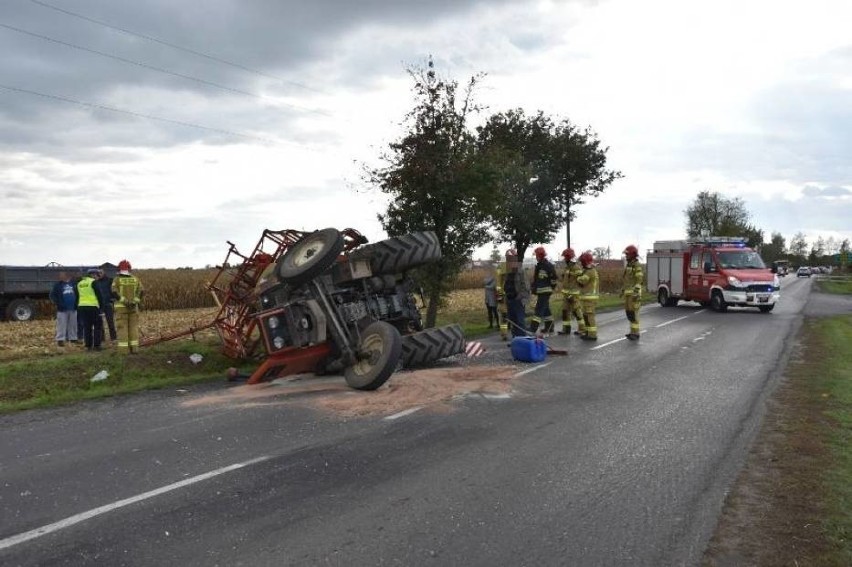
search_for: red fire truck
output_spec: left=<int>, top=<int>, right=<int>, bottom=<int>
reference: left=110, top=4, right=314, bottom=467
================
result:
left=646, top=237, right=781, bottom=313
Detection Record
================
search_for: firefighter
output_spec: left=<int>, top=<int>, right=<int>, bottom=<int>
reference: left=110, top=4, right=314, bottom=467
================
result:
left=529, top=246, right=557, bottom=335
left=576, top=251, right=599, bottom=341
left=622, top=244, right=644, bottom=340
left=111, top=259, right=144, bottom=354
left=502, top=249, right=530, bottom=338
left=495, top=261, right=508, bottom=340
left=558, top=247, right=586, bottom=336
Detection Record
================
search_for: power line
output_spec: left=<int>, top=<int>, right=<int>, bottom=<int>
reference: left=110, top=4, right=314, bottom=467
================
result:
left=0, top=22, right=331, bottom=117
left=0, top=82, right=291, bottom=145
left=27, top=0, right=326, bottom=95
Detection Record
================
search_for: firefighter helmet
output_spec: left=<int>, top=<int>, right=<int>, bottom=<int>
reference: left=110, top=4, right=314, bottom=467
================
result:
left=561, top=247, right=575, bottom=261
left=505, top=248, right=518, bottom=259
left=118, top=259, right=132, bottom=274
left=534, top=246, right=547, bottom=260
left=579, top=251, right=594, bottom=267
left=623, top=244, right=639, bottom=260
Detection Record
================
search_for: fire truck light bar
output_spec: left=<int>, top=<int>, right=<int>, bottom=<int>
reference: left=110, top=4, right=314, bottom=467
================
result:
left=688, top=236, right=747, bottom=248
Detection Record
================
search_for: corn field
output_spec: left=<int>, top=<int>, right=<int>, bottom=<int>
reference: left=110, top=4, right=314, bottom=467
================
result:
left=18, top=263, right=632, bottom=323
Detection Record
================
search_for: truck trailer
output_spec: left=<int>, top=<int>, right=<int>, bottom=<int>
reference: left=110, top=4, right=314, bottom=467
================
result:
left=0, top=264, right=116, bottom=321
left=646, top=237, right=780, bottom=313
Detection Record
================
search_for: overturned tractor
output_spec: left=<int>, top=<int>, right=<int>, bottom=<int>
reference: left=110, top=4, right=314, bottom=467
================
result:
left=211, top=228, right=464, bottom=390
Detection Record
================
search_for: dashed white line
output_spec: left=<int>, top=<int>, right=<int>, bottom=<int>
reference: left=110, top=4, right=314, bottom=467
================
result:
left=0, top=455, right=272, bottom=551
left=655, top=315, right=689, bottom=328
left=384, top=407, right=422, bottom=420
left=514, top=362, right=552, bottom=376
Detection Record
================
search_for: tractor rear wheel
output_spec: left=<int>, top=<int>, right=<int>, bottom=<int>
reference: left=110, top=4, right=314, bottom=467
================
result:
left=400, top=324, right=465, bottom=368
left=344, top=321, right=402, bottom=390
left=276, top=228, right=344, bottom=287
left=352, top=231, right=441, bottom=275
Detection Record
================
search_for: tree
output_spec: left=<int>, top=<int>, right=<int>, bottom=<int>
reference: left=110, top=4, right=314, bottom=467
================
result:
left=808, top=236, right=826, bottom=265
left=760, top=232, right=787, bottom=264
left=365, top=58, right=497, bottom=327
left=789, top=232, right=808, bottom=263
left=685, top=190, right=764, bottom=247
left=489, top=243, right=502, bottom=264
left=477, top=109, right=620, bottom=257
left=593, top=246, right=612, bottom=260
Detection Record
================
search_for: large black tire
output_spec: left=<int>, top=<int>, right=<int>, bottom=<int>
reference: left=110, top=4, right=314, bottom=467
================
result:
left=400, top=324, right=465, bottom=368
left=6, top=299, right=36, bottom=322
left=276, top=228, right=344, bottom=287
left=710, top=290, right=727, bottom=312
left=352, top=231, right=441, bottom=275
left=758, top=305, right=774, bottom=313
left=344, top=321, right=402, bottom=390
left=658, top=288, right=679, bottom=307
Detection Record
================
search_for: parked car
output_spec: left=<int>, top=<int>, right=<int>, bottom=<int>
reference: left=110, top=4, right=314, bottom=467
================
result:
left=796, top=267, right=811, bottom=278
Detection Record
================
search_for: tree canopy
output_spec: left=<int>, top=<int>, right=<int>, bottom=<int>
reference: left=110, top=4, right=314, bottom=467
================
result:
left=685, top=190, right=764, bottom=247
left=477, top=109, right=620, bottom=258
left=365, top=57, right=497, bottom=326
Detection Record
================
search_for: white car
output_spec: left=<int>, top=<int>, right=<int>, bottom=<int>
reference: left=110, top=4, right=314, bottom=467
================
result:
left=796, top=267, right=811, bottom=278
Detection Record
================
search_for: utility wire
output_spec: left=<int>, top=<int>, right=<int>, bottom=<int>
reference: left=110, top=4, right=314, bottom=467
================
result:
left=0, top=22, right=331, bottom=117
left=0, top=82, right=292, bottom=145
left=27, top=0, right=326, bottom=95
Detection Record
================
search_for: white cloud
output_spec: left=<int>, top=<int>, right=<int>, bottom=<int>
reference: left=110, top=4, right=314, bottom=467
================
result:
left=1, top=0, right=850, bottom=268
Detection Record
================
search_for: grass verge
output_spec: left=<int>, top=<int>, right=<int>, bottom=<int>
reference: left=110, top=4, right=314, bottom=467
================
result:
left=0, top=338, right=247, bottom=413
left=817, top=277, right=852, bottom=295
left=817, top=315, right=852, bottom=563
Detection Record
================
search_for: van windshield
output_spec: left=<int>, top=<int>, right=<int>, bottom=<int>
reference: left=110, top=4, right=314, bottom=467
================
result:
left=717, top=251, right=766, bottom=269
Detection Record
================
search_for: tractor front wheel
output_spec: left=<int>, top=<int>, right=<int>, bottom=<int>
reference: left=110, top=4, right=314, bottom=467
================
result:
left=276, top=228, right=344, bottom=287
left=344, top=321, right=402, bottom=390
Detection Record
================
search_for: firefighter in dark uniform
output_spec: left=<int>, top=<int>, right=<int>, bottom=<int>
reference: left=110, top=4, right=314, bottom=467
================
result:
left=622, top=244, right=644, bottom=340
left=529, top=247, right=557, bottom=335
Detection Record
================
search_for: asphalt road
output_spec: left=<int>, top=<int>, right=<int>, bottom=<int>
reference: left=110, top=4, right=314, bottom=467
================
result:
left=0, top=275, right=828, bottom=566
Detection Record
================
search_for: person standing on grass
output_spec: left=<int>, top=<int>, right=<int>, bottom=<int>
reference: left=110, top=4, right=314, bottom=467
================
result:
left=76, top=268, right=106, bottom=351
left=49, top=271, right=78, bottom=347
left=484, top=272, right=499, bottom=329
left=94, top=269, right=117, bottom=343
left=112, top=259, right=144, bottom=354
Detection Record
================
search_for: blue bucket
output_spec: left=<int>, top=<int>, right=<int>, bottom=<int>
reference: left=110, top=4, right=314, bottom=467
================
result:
left=510, top=337, right=547, bottom=363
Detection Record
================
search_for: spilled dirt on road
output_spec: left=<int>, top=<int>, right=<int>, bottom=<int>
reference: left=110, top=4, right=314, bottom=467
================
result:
left=182, top=365, right=519, bottom=418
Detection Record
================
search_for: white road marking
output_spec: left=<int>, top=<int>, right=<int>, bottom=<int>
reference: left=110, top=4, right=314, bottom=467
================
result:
left=591, top=337, right=625, bottom=350
left=514, top=362, right=552, bottom=376
left=384, top=407, right=422, bottom=420
left=0, top=455, right=271, bottom=551
left=655, top=316, right=689, bottom=328
left=590, top=330, right=648, bottom=351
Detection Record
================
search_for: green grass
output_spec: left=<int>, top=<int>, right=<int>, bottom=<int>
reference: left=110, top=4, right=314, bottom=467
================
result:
left=811, top=315, right=852, bottom=563
left=0, top=339, right=247, bottom=413
left=817, top=278, right=852, bottom=295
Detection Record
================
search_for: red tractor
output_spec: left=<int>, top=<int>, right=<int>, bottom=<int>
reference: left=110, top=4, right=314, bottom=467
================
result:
left=246, top=228, right=464, bottom=390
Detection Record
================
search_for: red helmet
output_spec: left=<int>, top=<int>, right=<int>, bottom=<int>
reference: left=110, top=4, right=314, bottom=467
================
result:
left=579, top=251, right=594, bottom=267
left=623, top=245, right=639, bottom=260
left=534, top=246, right=546, bottom=260
left=118, top=259, right=132, bottom=272
left=561, top=247, right=575, bottom=261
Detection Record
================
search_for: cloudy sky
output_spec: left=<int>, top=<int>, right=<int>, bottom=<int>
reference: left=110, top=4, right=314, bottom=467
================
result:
left=1, top=0, right=850, bottom=268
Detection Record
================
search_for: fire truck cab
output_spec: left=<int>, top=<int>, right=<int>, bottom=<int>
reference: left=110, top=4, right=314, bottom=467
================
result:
left=647, top=237, right=781, bottom=313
